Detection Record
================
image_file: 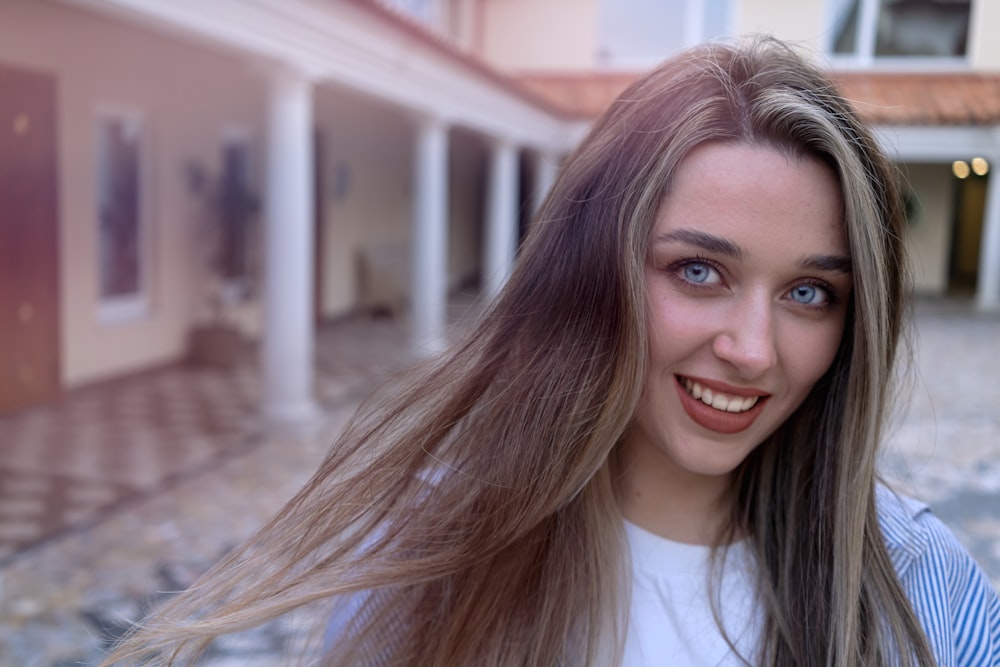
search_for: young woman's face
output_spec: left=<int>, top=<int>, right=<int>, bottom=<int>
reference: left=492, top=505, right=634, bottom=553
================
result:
left=621, top=141, right=852, bottom=501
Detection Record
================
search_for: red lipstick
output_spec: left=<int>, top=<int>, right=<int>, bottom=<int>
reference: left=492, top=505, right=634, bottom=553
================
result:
left=674, top=376, right=768, bottom=434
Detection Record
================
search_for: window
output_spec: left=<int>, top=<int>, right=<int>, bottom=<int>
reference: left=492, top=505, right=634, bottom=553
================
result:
left=96, top=109, right=150, bottom=323
left=215, top=135, right=258, bottom=298
left=597, top=0, right=732, bottom=69
left=829, top=0, right=971, bottom=63
left=185, top=130, right=260, bottom=314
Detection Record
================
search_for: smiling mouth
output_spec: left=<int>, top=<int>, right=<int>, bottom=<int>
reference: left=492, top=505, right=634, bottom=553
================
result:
left=679, top=377, right=762, bottom=413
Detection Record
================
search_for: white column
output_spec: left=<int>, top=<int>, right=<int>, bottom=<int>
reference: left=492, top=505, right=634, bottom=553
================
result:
left=411, top=117, right=449, bottom=354
left=261, top=66, right=318, bottom=423
left=484, top=138, right=519, bottom=299
left=976, top=156, right=1000, bottom=310
left=533, top=151, right=559, bottom=215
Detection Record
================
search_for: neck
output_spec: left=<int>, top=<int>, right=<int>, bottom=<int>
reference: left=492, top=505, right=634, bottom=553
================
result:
left=615, top=446, right=735, bottom=545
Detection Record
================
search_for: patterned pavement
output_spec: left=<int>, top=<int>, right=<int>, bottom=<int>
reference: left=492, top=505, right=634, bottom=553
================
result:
left=0, top=298, right=443, bottom=567
left=879, top=298, right=1000, bottom=589
left=0, top=296, right=998, bottom=665
left=0, top=365, right=260, bottom=566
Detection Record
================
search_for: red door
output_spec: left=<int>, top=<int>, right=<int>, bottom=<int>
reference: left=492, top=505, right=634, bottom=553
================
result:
left=0, top=63, right=61, bottom=414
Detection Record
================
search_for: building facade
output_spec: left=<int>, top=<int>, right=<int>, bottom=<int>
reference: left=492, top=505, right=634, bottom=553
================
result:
left=2, top=0, right=997, bottom=420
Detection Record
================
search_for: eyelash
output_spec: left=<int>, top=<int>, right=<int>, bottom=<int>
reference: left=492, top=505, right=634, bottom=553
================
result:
left=789, top=279, right=840, bottom=310
left=666, top=256, right=723, bottom=289
left=665, top=257, right=840, bottom=311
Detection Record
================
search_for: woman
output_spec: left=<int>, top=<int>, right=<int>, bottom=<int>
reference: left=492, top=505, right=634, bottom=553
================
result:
left=103, top=37, right=999, bottom=666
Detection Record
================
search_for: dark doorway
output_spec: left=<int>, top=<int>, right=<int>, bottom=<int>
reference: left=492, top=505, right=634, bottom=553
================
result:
left=948, top=169, right=988, bottom=293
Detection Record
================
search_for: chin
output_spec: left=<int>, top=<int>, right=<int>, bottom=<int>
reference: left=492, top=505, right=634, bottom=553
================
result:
left=671, top=437, right=759, bottom=479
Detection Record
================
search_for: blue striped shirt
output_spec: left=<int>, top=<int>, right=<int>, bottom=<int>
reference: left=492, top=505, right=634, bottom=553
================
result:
left=879, top=486, right=1000, bottom=665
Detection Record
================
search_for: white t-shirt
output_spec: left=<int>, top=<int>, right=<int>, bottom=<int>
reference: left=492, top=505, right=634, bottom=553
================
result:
left=622, top=520, right=762, bottom=666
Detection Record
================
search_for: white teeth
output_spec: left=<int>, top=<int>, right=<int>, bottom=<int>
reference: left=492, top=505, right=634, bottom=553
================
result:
left=682, top=378, right=760, bottom=413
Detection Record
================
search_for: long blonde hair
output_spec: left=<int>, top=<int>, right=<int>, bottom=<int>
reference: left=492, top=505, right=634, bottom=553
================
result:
left=103, top=37, right=932, bottom=666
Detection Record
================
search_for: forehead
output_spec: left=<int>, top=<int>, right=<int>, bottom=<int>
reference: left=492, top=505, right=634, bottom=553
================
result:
left=653, top=141, right=848, bottom=258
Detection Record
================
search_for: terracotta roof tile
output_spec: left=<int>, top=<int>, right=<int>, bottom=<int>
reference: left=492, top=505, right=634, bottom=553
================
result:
left=518, top=73, right=640, bottom=119
left=833, top=72, right=1000, bottom=125
left=518, top=71, right=1000, bottom=126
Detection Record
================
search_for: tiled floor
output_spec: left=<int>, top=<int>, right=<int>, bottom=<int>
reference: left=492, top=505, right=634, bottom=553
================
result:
left=0, top=292, right=473, bottom=566
left=0, top=365, right=260, bottom=564
left=0, top=295, right=998, bottom=666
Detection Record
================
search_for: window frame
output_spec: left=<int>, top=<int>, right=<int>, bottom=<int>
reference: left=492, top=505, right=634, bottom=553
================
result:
left=94, top=105, right=152, bottom=325
left=825, top=0, right=972, bottom=70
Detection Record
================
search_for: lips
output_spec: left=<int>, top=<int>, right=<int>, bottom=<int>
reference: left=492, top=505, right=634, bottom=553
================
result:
left=674, top=375, right=769, bottom=434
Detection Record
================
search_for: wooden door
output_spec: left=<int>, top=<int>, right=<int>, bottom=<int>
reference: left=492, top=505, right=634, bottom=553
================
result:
left=0, top=63, right=61, bottom=414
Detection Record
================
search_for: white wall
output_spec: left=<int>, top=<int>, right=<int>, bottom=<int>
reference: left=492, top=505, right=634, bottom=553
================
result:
left=315, top=91, right=485, bottom=319
left=902, top=163, right=953, bottom=295
left=969, top=0, right=1000, bottom=69
left=315, top=90, right=413, bottom=317
left=0, top=0, right=267, bottom=387
left=481, top=0, right=600, bottom=71
left=733, top=0, right=828, bottom=49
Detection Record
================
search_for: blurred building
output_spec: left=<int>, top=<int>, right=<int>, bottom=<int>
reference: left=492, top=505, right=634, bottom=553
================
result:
left=1, top=0, right=998, bottom=420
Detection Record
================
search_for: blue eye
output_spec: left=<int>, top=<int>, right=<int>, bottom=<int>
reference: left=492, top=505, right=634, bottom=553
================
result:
left=789, top=283, right=828, bottom=306
left=682, top=262, right=716, bottom=284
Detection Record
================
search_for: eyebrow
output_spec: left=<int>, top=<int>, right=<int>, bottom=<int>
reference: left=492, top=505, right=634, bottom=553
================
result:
left=799, top=253, right=853, bottom=273
left=654, top=227, right=853, bottom=273
left=654, top=228, right=744, bottom=259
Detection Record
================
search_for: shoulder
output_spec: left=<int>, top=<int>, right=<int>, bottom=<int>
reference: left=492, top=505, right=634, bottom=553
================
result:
left=876, top=484, right=984, bottom=582
left=876, top=484, right=943, bottom=576
left=876, top=485, right=1000, bottom=666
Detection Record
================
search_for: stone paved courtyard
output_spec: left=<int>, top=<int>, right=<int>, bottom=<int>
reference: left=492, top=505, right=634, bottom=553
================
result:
left=0, top=296, right=998, bottom=665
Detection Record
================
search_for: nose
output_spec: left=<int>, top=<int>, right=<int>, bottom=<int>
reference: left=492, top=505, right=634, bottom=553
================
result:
left=712, top=294, right=778, bottom=379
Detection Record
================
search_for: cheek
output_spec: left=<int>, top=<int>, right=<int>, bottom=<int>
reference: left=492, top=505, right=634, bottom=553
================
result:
left=784, top=322, right=846, bottom=390
left=646, top=295, right=715, bottom=357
